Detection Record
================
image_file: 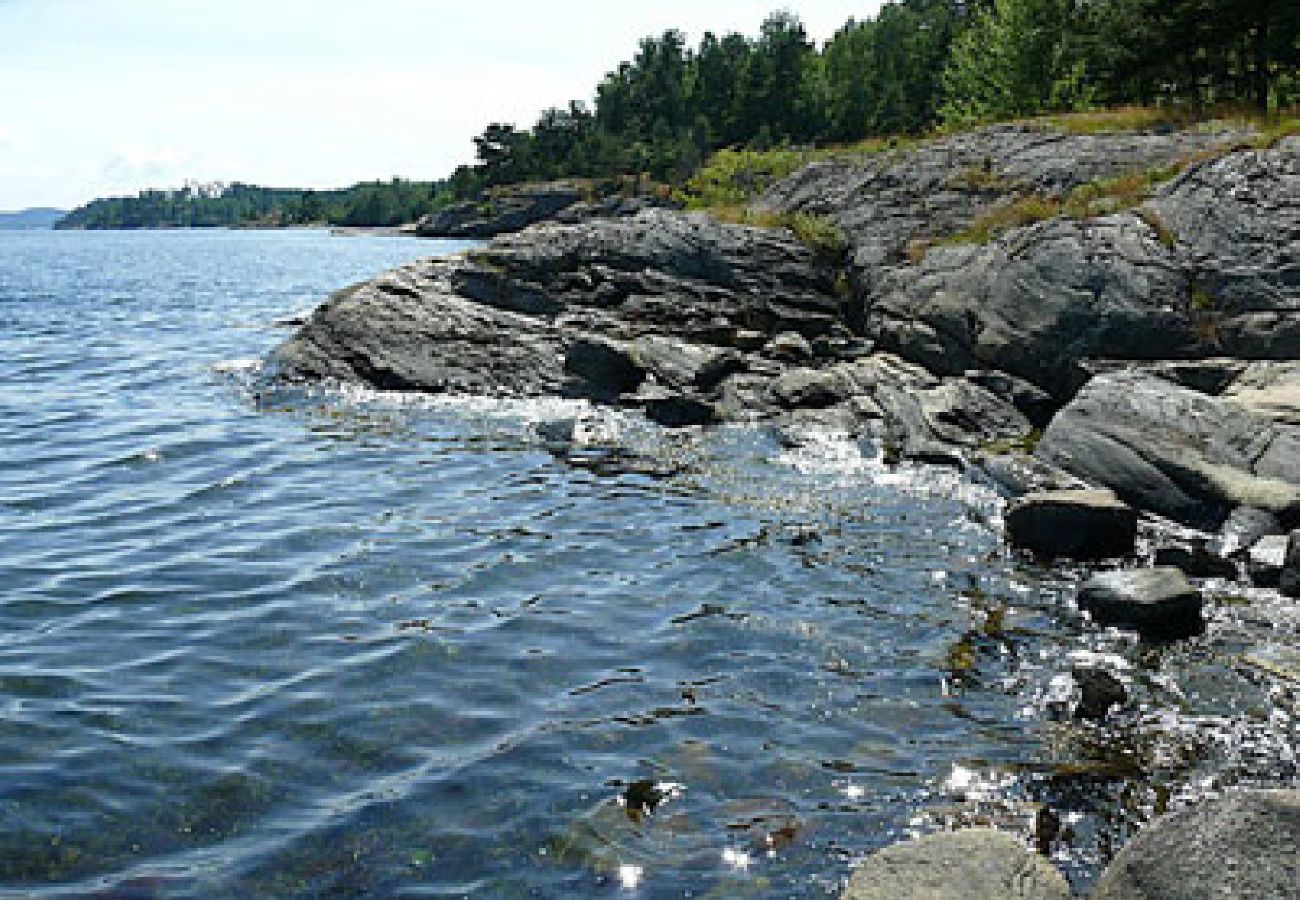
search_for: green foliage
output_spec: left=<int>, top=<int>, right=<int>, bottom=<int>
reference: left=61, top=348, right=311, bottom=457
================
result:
left=58, top=179, right=450, bottom=230
left=679, top=148, right=811, bottom=209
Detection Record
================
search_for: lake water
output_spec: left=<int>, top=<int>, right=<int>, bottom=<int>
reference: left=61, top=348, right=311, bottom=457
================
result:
left=1, top=229, right=1295, bottom=898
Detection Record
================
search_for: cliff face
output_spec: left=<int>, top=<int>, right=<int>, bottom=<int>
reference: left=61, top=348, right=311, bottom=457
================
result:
left=274, top=125, right=1300, bottom=529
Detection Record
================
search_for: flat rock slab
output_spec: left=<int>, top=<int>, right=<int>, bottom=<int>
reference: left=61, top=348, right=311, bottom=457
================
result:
left=1005, top=489, right=1137, bottom=560
left=842, top=829, right=1071, bottom=900
left=1092, top=790, right=1300, bottom=900
left=1077, top=568, right=1203, bottom=638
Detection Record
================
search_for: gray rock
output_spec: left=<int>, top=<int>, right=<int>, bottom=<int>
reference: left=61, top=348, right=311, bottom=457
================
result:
left=1092, top=790, right=1300, bottom=900
left=769, top=367, right=851, bottom=409
left=1077, top=568, right=1204, bottom=638
left=273, top=262, right=565, bottom=396
left=1073, top=665, right=1128, bottom=721
left=1248, top=534, right=1290, bottom=588
left=415, top=182, right=584, bottom=238
left=563, top=335, right=645, bottom=399
left=1036, top=371, right=1300, bottom=528
left=760, top=122, right=1254, bottom=296
left=963, top=370, right=1057, bottom=429
left=764, top=331, right=815, bottom=362
left=841, top=828, right=1071, bottom=900
left=276, top=210, right=843, bottom=407
left=1152, top=545, right=1237, bottom=580
left=1282, top=530, right=1300, bottom=598
left=1005, top=490, right=1137, bottom=560
left=1217, top=506, right=1283, bottom=558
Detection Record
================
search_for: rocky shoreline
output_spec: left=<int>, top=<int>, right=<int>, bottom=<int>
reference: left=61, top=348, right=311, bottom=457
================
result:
left=272, top=122, right=1299, bottom=896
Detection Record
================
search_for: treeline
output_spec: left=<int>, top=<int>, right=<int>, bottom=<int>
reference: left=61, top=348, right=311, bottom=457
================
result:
left=59, top=1, right=1298, bottom=229
left=452, top=0, right=1299, bottom=191
left=56, top=179, right=449, bottom=230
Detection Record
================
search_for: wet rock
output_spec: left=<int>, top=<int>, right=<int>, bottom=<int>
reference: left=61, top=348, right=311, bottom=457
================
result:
left=840, top=828, right=1071, bottom=900
left=769, top=368, right=850, bottom=409
left=1247, top=534, right=1289, bottom=589
left=976, top=452, right=1085, bottom=497
left=277, top=209, right=843, bottom=402
left=637, top=388, right=718, bottom=429
left=1217, top=506, right=1283, bottom=558
left=1005, top=490, right=1138, bottom=560
left=764, top=331, right=815, bottom=363
left=1152, top=545, right=1237, bottom=580
left=1036, top=371, right=1300, bottom=528
left=1072, top=665, right=1128, bottom=721
left=692, top=350, right=747, bottom=391
left=564, top=335, right=645, bottom=399
left=1077, top=568, right=1204, bottom=638
left=273, top=264, right=566, bottom=395
left=1282, top=530, right=1300, bottom=598
left=1092, top=790, right=1300, bottom=900
left=1243, top=644, right=1300, bottom=682
left=963, top=370, right=1057, bottom=429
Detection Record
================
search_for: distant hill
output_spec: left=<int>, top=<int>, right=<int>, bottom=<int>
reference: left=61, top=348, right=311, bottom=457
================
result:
left=56, top=180, right=449, bottom=230
left=0, top=208, right=67, bottom=229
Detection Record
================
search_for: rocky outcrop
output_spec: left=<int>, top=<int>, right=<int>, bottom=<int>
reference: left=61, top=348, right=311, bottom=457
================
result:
left=277, top=130, right=1299, bottom=542
left=1036, top=371, right=1300, bottom=529
left=840, top=829, right=1071, bottom=900
left=415, top=183, right=586, bottom=238
left=759, top=123, right=1255, bottom=295
left=1092, top=790, right=1300, bottom=900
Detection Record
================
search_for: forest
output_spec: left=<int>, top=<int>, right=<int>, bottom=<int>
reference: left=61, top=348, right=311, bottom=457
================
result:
left=59, top=0, right=1299, bottom=229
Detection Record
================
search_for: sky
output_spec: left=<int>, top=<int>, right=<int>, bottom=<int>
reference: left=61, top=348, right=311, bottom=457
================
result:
left=0, top=1, right=883, bottom=211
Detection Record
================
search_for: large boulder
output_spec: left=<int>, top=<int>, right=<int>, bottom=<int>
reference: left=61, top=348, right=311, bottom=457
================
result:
left=1005, top=489, right=1137, bottom=560
left=835, top=139, right=1298, bottom=401
left=272, top=261, right=566, bottom=396
left=1036, top=371, right=1300, bottom=528
left=1077, top=568, right=1204, bottom=638
left=1092, top=790, right=1300, bottom=900
left=841, top=829, right=1071, bottom=900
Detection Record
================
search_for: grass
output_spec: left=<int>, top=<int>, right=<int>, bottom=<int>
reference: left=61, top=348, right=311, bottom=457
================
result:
left=706, top=205, right=849, bottom=262
left=683, top=104, right=1299, bottom=262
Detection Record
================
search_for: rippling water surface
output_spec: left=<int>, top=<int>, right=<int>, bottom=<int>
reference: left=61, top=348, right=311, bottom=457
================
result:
left=1, top=229, right=1296, bottom=899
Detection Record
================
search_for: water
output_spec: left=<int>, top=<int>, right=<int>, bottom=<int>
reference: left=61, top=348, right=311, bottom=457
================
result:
left=1, top=229, right=1295, bottom=899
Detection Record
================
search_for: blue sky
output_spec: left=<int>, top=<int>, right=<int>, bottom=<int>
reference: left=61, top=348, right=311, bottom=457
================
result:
left=0, top=1, right=882, bottom=210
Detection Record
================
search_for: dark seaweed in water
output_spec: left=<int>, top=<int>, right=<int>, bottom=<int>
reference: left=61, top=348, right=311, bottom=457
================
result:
left=0, top=229, right=1295, bottom=898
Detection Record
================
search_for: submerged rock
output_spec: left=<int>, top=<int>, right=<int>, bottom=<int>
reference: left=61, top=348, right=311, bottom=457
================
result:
left=1072, top=665, right=1129, bottom=721
left=840, top=829, right=1071, bottom=900
left=1077, top=568, right=1204, bottom=638
left=1152, top=544, right=1237, bottom=580
left=1092, top=790, right=1300, bottom=900
left=1005, top=489, right=1137, bottom=560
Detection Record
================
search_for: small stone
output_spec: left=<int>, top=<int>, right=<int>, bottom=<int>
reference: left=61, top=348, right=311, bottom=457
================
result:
left=764, top=331, right=814, bottom=362
left=841, top=829, right=1071, bottom=900
left=1077, top=568, right=1204, bottom=639
left=1005, top=489, right=1138, bottom=560
left=1073, top=666, right=1128, bottom=721
left=1248, top=534, right=1289, bottom=588
left=1217, top=506, right=1282, bottom=558
left=1092, top=790, right=1300, bottom=900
